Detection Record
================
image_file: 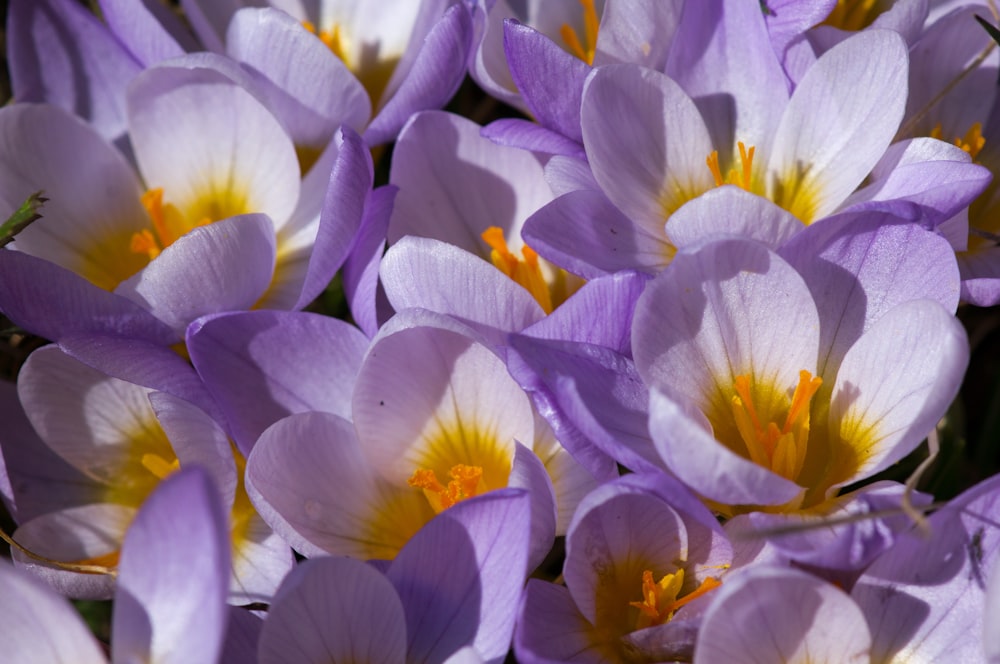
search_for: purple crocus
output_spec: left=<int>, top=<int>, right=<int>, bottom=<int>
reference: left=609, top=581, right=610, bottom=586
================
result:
left=516, top=473, right=733, bottom=663
left=632, top=233, right=967, bottom=513
left=0, top=466, right=230, bottom=663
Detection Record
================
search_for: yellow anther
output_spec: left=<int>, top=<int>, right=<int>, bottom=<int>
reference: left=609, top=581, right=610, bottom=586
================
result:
left=304, top=20, right=350, bottom=64
left=629, top=568, right=722, bottom=629
left=560, top=0, right=600, bottom=65
left=482, top=226, right=554, bottom=313
left=408, top=464, right=487, bottom=513
left=70, top=549, right=121, bottom=571
left=140, top=453, right=180, bottom=480
left=706, top=141, right=756, bottom=191
left=730, top=370, right=821, bottom=481
left=932, top=122, right=986, bottom=161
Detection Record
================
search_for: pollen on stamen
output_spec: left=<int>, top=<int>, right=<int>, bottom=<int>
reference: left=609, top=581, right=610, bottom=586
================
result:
left=629, top=568, right=722, bottom=630
left=932, top=122, right=986, bottom=161
left=481, top=226, right=554, bottom=313
left=408, top=464, right=486, bottom=513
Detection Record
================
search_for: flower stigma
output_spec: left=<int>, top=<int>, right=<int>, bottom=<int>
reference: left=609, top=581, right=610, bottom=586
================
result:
left=408, top=464, right=487, bottom=513
left=560, top=0, right=601, bottom=65
left=629, top=568, right=722, bottom=629
left=131, top=187, right=248, bottom=260
left=730, top=370, right=822, bottom=481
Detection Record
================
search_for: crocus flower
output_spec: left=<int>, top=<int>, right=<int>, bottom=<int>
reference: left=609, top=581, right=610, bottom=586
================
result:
left=0, top=64, right=373, bottom=342
left=523, top=8, right=986, bottom=275
left=632, top=233, right=968, bottom=513
left=257, top=488, right=531, bottom=664
left=516, top=473, right=733, bottom=663
left=0, top=465, right=230, bottom=663
left=5, top=345, right=292, bottom=602
left=246, top=316, right=592, bottom=569
left=94, top=0, right=474, bottom=146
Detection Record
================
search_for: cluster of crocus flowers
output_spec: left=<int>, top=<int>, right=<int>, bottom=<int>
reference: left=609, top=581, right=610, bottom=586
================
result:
left=2, top=0, right=1000, bottom=661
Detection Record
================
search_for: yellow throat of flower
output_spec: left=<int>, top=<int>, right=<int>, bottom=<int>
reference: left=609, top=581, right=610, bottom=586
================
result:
left=730, top=370, right=822, bottom=482
left=822, top=0, right=881, bottom=32
left=130, top=187, right=248, bottom=261
left=560, top=0, right=600, bottom=65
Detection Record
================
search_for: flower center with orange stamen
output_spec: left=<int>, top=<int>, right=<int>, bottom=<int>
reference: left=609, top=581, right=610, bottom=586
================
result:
left=560, top=0, right=600, bottom=65
left=930, top=122, right=986, bottom=161
left=130, top=188, right=216, bottom=260
left=629, top=568, right=722, bottom=630
left=730, top=370, right=822, bottom=481
left=706, top=141, right=757, bottom=192
left=482, top=226, right=555, bottom=313
left=408, top=464, right=487, bottom=513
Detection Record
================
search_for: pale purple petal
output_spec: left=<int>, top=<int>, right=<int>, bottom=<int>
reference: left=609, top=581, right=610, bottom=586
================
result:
left=0, top=251, right=175, bottom=343
left=187, top=310, right=368, bottom=454
left=582, top=64, right=714, bottom=230
left=99, top=0, right=191, bottom=65
left=388, top=110, right=552, bottom=255
left=9, top=0, right=141, bottom=143
left=295, top=126, right=373, bottom=309
left=515, top=580, right=605, bottom=664
left=829, top=299, right=968, bottom=487
left=0, top=559, right=105, bottom=664
left=380, top=236, right=545, bottom=343
left=480, top=119, right=586, bottom=158
left=780, top=212, right=961, bottom=375
left=523, top=190, right=670, bottom=278
left=666, top=186, right=804, bottom=249
left=594, top=0, right=680, bottom=69
left=768, top=29, right=908, bottom=221
left=258, top=557, right=407, bottom=664
left=666, top=0, right=789, bottom=153
left=343, top=185, right=396, bottom=337
left=508, top=442, right=557, bottom=572
left=365, top=4, right=474, bottom=145
left=11, top=503, right=131, bottom=600
left=504, top=19, right=589, bottom=142
left=112, top=466, right=229, bottom=664
left=960, top=245, right=1000, bottom=306
left=853, top=474, right=1000, bottom=663
left=694, top=565, right=871, bottom=663
left=388, top=489, right=532, bottom=663
left=114, top=214, right=277, bottom=334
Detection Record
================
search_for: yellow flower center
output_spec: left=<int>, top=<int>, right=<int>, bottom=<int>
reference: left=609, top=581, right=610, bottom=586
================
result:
left=730, top=370, right=822, bottom=482
left=560, top=0, right=600, bottom=65
left=130, top=187, right=248, bottom=260
left=822, top=0, right=881, bottom=31
left=408, top=464, right=487, bottom=513
left=139, top=452, right=180, bottom=480
left=706, top=141, right=757, bottom=192
left=302, top=20, right=350, bottom=64
left=629, top=568, right=722, bottom=630
left=930, top=121, right=985, bottom=161
left=303, top=19, right=397, bottom=107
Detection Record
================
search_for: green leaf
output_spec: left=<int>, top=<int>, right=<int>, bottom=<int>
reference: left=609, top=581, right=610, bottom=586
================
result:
left=0, top=191, right=46, bottom=248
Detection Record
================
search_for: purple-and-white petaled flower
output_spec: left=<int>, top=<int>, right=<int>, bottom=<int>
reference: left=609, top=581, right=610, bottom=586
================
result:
left=246, top=319, right=588, bottom=570
left=0, top=466, right=230, bottom=664
left=258, top=488, right=531, bottom=664
left=516, top=473, right=732, bottom=663
left=633, top=236, right=968, bottom=513
left=693, top=564, right=871, bottom=664
left=0, top=63, right=373, bottom=341
left=6, top=345, right=292, bottom=603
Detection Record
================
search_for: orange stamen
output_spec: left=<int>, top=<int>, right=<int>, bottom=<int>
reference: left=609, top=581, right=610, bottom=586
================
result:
left=706, top=141, right=756, bottom=191
left=629, top=568, right=722, bottom=629
left=481, top=226, right=554, bottom=313
left=559, top=0, right=600, bottom=65
left=408, top=464, right=486, bottom=513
